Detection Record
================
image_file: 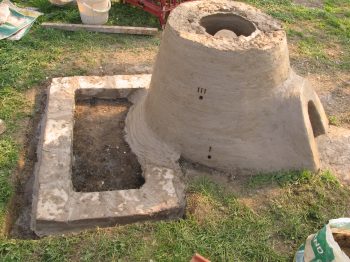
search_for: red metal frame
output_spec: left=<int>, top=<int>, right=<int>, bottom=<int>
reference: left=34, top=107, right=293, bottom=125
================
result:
left=124, top=0, right=191, bottom=27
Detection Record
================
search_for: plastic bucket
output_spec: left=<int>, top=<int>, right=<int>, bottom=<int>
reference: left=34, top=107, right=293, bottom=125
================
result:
left=77, top=0, right=111, bottom=25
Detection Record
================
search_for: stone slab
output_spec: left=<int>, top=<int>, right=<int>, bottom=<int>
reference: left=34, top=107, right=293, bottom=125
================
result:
left=31, top=75, right=185, bottom=236
left=317, top=126, right=350, bottom=184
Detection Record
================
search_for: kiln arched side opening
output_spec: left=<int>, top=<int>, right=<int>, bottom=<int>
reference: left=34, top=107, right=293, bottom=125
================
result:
left=308, top=100, right=326, bottom=137
left=200, top=13, right=256, bottom=37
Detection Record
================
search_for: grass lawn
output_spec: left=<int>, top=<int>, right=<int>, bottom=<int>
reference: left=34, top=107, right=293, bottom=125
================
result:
left=0, top=0, right=349, bottom=261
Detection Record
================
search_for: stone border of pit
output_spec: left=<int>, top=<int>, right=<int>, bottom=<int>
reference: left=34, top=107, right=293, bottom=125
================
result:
left=31, top=75, right=185, bottom=236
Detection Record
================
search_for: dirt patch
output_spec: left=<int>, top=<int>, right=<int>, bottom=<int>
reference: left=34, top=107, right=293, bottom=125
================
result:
left=293, top=0, right=323, bottom=8
left=72, top=98, right=144, bottom=192
left=317, top=126, right=350, bottom=184
left=48, top=48, right=157, bottom=77
left=305, top=72, right=350, bottom=129
left=7, top=87, right=47, bottom=239
left=186, top=193, right=225, bottom=225
left=180, top=159, right=282, bottom=212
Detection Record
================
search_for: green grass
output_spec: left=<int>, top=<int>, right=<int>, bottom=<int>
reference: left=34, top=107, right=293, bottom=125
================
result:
left=249, top=170, right=348, bottom=244
left=0, top=26, right=158, bottom=90
left=248, top=169, right=339, bottom=188
left=0, top=88, right=29, bottom=232
left=0, top=5, right=160, bottom=224
left=246, top=0, right=350, bottom=72
left=0, top=0, right=159, bottom=91
left=0, top=0, right=350, bottom=261
left=0, top=174, right=349, bottom=261
left=0, top=88, right=29, bottom=130
left=0, top=0, right=159, bottom=237
left=329, top=115, right=341, bottom=126
left=249, top=169, right=314, bottom=187
left=0, top=138, right=17, bottom=223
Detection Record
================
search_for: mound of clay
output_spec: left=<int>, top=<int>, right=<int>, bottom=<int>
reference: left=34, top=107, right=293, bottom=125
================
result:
left=126, top=0, right=328, bottom=173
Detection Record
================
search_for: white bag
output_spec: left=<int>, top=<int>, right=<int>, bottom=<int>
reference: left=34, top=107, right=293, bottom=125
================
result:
left=295, top=218, right=350, bottom=262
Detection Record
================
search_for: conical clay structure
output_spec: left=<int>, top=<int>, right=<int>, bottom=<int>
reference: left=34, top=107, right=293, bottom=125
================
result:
left=126, top=0, right=328, bottom=173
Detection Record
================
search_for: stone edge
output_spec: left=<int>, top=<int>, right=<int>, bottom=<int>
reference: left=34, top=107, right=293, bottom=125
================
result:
left=31, top=75, right=186, bottom=236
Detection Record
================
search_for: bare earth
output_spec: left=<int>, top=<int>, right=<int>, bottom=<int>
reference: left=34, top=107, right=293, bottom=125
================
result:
left=293, top=0, right=324, bottom=8
left=72, top=98, right=144, bottom=192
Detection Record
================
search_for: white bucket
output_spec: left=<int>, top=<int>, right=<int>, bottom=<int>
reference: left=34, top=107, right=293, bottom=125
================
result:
left=77, top=0, right=111, bottom=25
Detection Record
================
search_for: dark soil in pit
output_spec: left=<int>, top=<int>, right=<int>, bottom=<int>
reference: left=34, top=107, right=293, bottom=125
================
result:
left=72, top=98, right=144, bottom=192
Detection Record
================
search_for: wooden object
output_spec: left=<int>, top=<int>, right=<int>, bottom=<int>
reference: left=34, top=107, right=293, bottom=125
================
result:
left=41, top=22, right=158, bottom=36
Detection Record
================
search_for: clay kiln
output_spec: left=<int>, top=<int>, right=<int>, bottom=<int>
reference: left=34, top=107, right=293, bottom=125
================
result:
left=127, top=0, right=328, bottom=173
left=31, top=0, right=330, bottom=236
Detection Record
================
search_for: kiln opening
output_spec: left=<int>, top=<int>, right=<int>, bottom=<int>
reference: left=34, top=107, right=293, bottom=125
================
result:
left=200, top=13, right=256, bottom=37
left=308, top=100, right=326, bottom=137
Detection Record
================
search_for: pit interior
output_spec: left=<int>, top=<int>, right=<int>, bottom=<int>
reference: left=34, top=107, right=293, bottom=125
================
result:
left=72, top=92, right=144, bottom=192
left=200, top=13, right=256, bottom=37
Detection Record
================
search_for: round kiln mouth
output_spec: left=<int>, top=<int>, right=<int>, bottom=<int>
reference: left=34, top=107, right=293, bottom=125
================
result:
left=200, top=13, right=256, bottom=37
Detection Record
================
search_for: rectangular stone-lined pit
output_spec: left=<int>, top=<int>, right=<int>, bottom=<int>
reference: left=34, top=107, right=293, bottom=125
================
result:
left=31, top=75, right=185, bottom=236
left=72, top=98, right=144, bottom=192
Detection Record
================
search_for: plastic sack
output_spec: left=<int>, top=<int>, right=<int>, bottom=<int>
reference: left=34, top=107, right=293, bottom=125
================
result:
left=0, top=0, right=42, bottom=40
left=0, top=3, right=10, bottom=24
left=295, top=218, right=350, bottom=262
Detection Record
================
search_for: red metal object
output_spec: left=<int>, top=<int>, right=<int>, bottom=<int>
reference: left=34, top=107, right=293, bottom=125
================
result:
left=190, top=253, right=211, bottom=262
left=124, top=0, right=192, bottom=27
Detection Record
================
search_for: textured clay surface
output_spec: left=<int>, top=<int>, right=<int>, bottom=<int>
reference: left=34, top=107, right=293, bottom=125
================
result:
left=128, top=0, right=328, bottom=173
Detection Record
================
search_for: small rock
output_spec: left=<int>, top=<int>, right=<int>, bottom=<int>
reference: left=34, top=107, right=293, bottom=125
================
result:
left=214, top=29, right=238, bottom=39
left=0, top=119, right=6, bottom=135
